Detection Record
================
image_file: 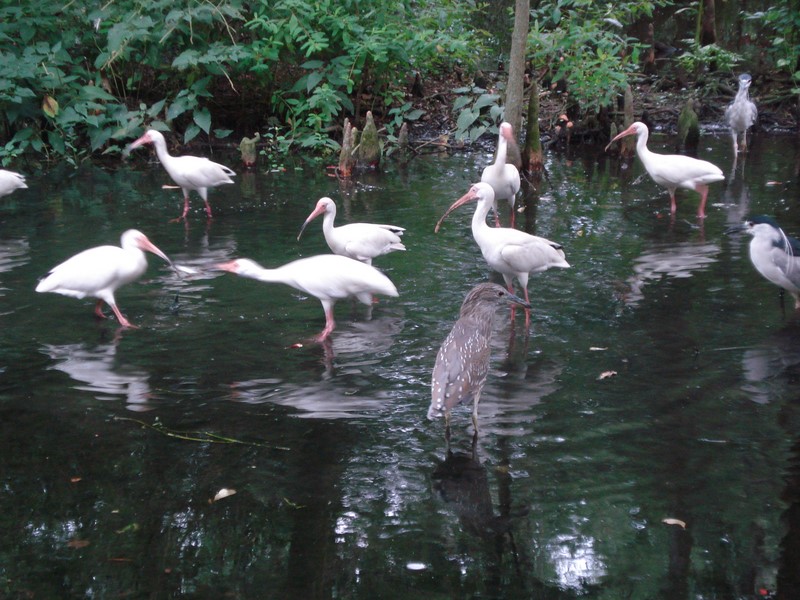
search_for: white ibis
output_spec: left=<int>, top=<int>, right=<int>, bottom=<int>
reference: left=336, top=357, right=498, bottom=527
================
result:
left=605, top=121, right=724, bottom=218
left=435, top=182, right=570, bottom=325
left=35, top=229, right=173, bottom=328
left=297, top=197, right=406, bottom=265
left=725, top=73, right=757, bottom=155
left=481, top=122, right=521, bottom=227
left=128, top=129, right=235, bottom=220
left=215, top=254, right=399, bottom=342
left=726, top=216, right=800, bottom=309
left=0, top=169, right=27, bottom=198
left=429, top=282, right=530, bottom=439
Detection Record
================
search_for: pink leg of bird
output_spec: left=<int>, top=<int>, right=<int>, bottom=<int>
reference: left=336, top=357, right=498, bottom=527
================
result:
left=695, top=184, right=709, bottom=219
left=94, top=300, right=107, bottom=320
left=669, top=191, right=678, bottom=215
left=314, top=310, right=336, bottom=342
left=109, top=303, right=135, bottom=328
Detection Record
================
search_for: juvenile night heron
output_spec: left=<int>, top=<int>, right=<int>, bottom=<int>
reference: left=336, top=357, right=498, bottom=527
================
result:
left=725, top=73, right=757, bottom=155
left=428, top=282, right=531, bottom=438
left=726, top=216, right=800, bottom=309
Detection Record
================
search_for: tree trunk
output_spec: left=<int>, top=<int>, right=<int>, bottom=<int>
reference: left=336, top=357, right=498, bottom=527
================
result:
left=621, top=85, right=636, bottom=160
left=338, top=119, right=356, bottom=178
left=697, top=0, right=716, bottom=46
left=522, top=77, right=543, bottom=180
left=504, top=0, right=530, bottom=134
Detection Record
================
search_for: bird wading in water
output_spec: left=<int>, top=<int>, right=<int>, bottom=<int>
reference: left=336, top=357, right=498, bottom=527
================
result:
left=35, top=229, right=173, bottom=328
left=129, top=129, right=235, bottom=221
left=726, top=215, right=800, bottom=310
left=215, top=255, right=398, bottom=342
left=725, top=73, right=757, bottom=155
left=297, top=197, right=406, bottom=265
left=429, top=282, right=530, bottom=440
left=435, top=182, right=569, bottom=326
left=481, top=122, right=521, bottom=228
left=605, top=121, right=724, bottom=219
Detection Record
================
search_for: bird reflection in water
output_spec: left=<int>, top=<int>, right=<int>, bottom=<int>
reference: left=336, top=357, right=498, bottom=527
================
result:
left=41, top=338, right=153, bottom=411
left=741, top=318, right=800, bottom=405
left=0, top=238, right=29, bottom=300
left=620, top=241, right=720, bottom=306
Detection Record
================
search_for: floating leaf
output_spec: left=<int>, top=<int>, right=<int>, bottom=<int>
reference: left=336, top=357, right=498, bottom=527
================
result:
left=598, top=370, right=617, bottom=380
left=211, top=488, right=237, bottom=503
left=42, top=95, right=59, bottom=118
left=67, top=538, right=90, bottom=549
left=662, top=518, right=687, bottom=529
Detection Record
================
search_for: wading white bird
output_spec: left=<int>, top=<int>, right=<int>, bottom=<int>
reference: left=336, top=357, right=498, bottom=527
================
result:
left=429, top=282, right=530, bottom=439
left=726, top=215, right=800, bottom=309
left=129, top=129, right=235, bottom=220
left=216, top=254, right=399, bottom=342
left=725, top=73, right=757, bottom=155
left=35, top=229, right=172, bottom=328
left=297, top=197, right=406, bottom=265
left=481, top=122, right=521, bottom=228
left=606, top=121, right=724, bottom=218
left=435, top=182, right=569, bottom=325
left=0, top=169, right=27, bottom=198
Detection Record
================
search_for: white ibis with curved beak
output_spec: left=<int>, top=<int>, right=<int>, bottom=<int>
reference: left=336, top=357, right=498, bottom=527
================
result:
left=0, top=169, right=27, bottom=198
left=725, top=73, right=757, bottom=155
left=215, top=254, right=399, bottom=342
left=481, top=122, right=521, bottom=228
left=435, top=182, right=569, bottom=325
left=35, top=229, right=173, bottom=328
left=605, top=121, right=724, bottom=218
left=297, top=197, right=406, bottom=265
left=128, top=129, right=235, bottom=220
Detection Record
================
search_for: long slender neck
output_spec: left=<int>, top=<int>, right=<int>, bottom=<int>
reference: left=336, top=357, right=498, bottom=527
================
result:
left=322, top=206, right=337, bottom=237
left=635, top=129, right=655, bottom=165
left=736, top=86, right=750, bottom=102
left=495, top=135, right=508, bottom=168
left=470, top=198, right=493, bottom=238
left=152, top=137, right=173, bottom=165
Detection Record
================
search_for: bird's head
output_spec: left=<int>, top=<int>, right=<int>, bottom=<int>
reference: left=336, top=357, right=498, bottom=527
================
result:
left=737, top=73, right=752, bottom=90
left=499, top=121, right=514, bottom=142
left=460, top=282, right=531, bottom=319
left=121, top=229, right=172, bottom=266
left=605, top=121, right=646, bottom=152
left=128, top=129, right=165, bottom=151
left=297, top=197, right=335, bottom=241
left=434, top=182, right=494, bottom=233
left=214, top=258, right=264, bottom=278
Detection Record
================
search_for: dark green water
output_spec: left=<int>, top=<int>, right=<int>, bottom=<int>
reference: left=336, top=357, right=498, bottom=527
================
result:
left=1, top=130, right=799, bottom=598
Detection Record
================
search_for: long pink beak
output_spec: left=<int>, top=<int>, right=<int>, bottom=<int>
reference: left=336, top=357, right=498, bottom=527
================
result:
left=128, top=132, right=153, bottom=151
left=297, top=204, right=326, bottom=241
left=138, top=236, right=173, bottom=267
left=604, top=125, right=637, bottom=152
left=434, top=187, right=480, bottom=233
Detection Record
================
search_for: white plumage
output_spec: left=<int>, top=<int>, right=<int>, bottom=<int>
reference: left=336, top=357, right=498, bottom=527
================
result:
left=35, top=229, right=172, bottom=328
left=725, top=73, right=757, bottom=155
left=606, top=121, right=724, bottom=218
left=216, top=254, right=399, bottom=341
left=0, top=169, right=27, bottom=198
left=481, top=122, right=521, bottom=227
left=297, top=197, right=405, bottom=265
left=129, top=129, right=235, bottom=220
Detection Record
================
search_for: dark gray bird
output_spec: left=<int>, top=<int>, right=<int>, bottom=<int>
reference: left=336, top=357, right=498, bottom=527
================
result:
left=725, top=73, right=757, bottom=155
left=428, top=283, right=530, bottom=438
left=726, top=216, right=800, bottom=309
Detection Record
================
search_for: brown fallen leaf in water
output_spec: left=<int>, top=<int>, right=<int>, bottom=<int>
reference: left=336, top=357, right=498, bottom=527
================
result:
left=67, top=538, right=90, bottom=549
left=662, top=518, right=687, bottom=529
left=598, top=370, right=617, bottom=380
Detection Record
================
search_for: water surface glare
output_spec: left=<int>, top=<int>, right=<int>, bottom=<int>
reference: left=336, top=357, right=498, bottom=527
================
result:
left=2, top=133, right=800, bottom=598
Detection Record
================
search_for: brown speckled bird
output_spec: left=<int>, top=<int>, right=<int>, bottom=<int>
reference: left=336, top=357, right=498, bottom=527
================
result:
left=428, top=282, right=530, bottom=439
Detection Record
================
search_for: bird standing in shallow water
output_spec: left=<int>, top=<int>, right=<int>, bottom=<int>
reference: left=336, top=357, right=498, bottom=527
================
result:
left=129, top=129, right=235, bottom=221
left=297, top=197, right=406, bottom=265
left=725, top=74, right=757, bottom=155
left=605, top=121, right=724, bottom=219
left=435, top=182, right=569, bottom=326
left=215, top=255, right=398, bottom=342
left=481, top=122, right=521, bottom=228
left=429, top=282, right=530, bottom=440
left=35, top=229, right=173, bottom=328
left=0, top=169, right=27, bottom=198
left=726, top=216, right=800, bottom=309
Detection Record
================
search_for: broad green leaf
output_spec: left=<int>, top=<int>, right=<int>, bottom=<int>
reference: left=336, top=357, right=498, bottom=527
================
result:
left=194, top=108, right=212, bottom=133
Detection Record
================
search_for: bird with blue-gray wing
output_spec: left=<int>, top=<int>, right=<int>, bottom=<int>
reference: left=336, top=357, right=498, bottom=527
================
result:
left=725, top=73, right=757, bottom=155
left=726, top=216, right=800, bottom=309
left=429, top=282, right=530, bottom=440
